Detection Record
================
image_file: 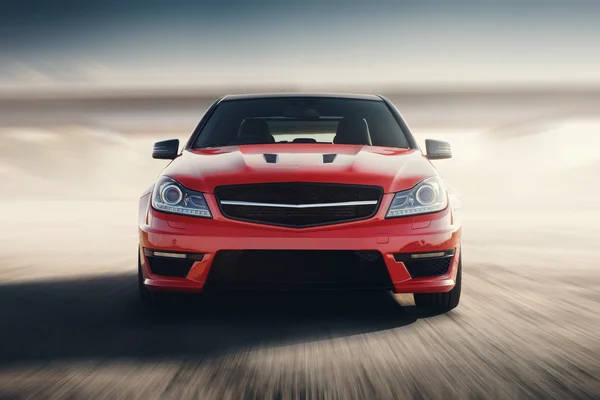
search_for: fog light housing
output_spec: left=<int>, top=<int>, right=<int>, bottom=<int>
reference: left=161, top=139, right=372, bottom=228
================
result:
left=143, top=248, right=204, bottom=261
left=393, top=249, right=456, bottom=278
left=393, top=249, right=455, bottom=262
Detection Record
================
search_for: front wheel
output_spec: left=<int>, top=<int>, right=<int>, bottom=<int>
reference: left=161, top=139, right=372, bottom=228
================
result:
left=414, top=255, right=462, bottom=312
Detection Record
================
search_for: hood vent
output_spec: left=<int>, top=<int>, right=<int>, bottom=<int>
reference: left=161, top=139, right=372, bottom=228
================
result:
left=263, top=153, right=278, bottom=163
left=322, top=154, right=337, bottom=163
left=263, top=153, right=337, bottom=164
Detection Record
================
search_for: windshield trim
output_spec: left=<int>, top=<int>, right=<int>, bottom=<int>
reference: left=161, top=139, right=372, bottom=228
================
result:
left=186, top=96, right=418, bottom=150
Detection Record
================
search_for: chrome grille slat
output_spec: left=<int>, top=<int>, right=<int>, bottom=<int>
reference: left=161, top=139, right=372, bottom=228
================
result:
left=219, top=200, right=378, bottom=209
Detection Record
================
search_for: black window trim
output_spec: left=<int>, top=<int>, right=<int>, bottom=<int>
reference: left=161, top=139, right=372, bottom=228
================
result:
left=378, top=95, right=420, bottom=150
left=184, top=96, right=225, bottom=150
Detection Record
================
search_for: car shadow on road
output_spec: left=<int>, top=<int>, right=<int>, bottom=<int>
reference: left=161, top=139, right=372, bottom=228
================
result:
left=0, top=274, right=445, bottom=365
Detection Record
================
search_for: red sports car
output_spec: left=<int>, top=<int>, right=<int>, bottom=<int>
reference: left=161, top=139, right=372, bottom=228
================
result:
left=138, top=93, right=462, bottom=312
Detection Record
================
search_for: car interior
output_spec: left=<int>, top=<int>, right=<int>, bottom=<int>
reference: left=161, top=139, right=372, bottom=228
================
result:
left=231, top=116, right=373, bottom=146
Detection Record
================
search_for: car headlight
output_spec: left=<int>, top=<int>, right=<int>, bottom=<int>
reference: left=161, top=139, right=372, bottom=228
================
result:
left=386, top=176, right=448, bottom=218
left=152, top=176, right=212, bottom=218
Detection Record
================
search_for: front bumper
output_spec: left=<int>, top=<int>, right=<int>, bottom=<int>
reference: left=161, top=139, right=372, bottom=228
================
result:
left=138, top=192, right=461, bottom=293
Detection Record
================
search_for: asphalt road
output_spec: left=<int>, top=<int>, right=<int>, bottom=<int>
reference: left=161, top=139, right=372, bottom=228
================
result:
left=0, top=203, right=599, bottom=399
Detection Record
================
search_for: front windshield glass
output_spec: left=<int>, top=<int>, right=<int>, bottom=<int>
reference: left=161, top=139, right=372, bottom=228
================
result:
left=192, top=97, right=410, bottom=148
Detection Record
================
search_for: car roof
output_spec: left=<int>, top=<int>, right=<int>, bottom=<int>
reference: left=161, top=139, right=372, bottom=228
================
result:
left=220, top=92, right=384, bottom=102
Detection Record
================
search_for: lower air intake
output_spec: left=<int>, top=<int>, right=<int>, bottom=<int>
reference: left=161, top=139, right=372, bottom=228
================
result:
left=204, top=250, right=394, bottom=291
left=400, top=257, right=453, bottom=278
left=146, top=256, right=195, bottom=278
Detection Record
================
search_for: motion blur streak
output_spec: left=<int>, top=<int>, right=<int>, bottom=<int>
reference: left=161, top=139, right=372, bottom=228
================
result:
left=1, top=1, right=600, bottom=399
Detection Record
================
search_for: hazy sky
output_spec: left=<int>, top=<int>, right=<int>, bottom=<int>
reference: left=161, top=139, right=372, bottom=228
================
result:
left=1, top=0, right=600, bottom=89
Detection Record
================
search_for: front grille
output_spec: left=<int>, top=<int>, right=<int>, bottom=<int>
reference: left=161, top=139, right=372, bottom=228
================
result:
left=215, top=182, right=383, bottom=227
left=146, top=256, right=195, bottom=278
left=204, top=250, right=394, bottom=291
left=219, top=204, right=376, bottom=227
left=400, top=257, right=453, bottom=278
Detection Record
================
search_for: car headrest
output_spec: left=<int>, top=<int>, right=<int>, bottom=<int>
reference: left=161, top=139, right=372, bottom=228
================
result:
left=235, top=119, right=275, bottom=144
left=333, top=117, right=372, bottom=145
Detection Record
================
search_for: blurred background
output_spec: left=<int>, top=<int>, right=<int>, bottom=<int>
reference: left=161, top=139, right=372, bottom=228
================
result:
left=0, top=1, right=599, bottom=399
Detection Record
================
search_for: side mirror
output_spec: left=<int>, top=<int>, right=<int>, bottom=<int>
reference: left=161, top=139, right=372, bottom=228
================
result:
left=425, top=139, right=452, bottom=160
left=152, top=139, right=179, bottom=160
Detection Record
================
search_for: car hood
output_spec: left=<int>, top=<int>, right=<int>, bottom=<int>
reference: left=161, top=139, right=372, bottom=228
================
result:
left=161, top=144, right=438, bottom=194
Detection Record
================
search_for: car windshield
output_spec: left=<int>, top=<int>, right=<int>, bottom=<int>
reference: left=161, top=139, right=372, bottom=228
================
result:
left=192, top=97, right=411, bottom=149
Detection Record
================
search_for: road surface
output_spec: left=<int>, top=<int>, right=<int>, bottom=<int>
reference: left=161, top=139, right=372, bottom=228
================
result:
left=0, top=203, right=598, bottom=399
left=0, top=103, right=599, bottom=399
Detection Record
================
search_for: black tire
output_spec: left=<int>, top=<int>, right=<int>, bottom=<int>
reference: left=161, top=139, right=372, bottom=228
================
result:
left=414, top=255, right=462, bottom=312
left=138, top=252, right=165, bottom=309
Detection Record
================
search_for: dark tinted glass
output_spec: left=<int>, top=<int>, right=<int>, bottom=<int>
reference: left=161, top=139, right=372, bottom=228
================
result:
left=192, top=97, right=410, bottom=148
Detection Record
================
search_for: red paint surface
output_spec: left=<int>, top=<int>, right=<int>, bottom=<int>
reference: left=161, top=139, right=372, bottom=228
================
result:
left=138, top=144, right=461, bottom=294
left=162, top=145, right=437, bottom=194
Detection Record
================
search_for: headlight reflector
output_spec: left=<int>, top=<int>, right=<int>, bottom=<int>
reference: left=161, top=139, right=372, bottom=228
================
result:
left=152, top=177, right=212, bottom=218
left=415, top=185, right=436, bottom=205
left=386, top=176, right=447, bottom=218
left=160, top=184, right=183, bottom=206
